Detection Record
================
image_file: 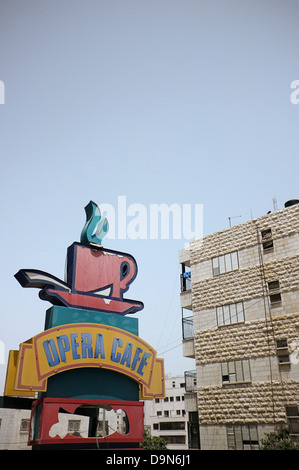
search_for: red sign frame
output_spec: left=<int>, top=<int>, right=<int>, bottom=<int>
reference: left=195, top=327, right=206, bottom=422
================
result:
left=29, top=398, right=144, bottom=447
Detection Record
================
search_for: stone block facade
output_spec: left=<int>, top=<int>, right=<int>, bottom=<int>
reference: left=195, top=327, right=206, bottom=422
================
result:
left=197, top=380, right=299, bottom=425
left=191, top=254, right=299, bottom=312
left=194, top=312, right=299, bottom=365
left=180, top=202, right=299, bottom=449
left=189, top=204, right=299, bottom=264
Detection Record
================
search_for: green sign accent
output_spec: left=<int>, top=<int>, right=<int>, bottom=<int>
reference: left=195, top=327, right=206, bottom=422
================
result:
left=80, top=200, right=109, bottom=245
left=44, top=306, right=138, bottom=336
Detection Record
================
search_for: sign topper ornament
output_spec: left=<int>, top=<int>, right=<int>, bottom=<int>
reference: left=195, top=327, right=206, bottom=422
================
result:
left=15, top=201, right=144, bottom=315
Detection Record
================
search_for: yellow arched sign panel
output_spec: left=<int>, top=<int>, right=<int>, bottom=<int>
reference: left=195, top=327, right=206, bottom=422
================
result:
left=5, top=323, right=165, bottom=400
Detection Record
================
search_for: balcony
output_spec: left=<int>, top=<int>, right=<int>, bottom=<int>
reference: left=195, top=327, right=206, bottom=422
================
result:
left=184, top=370, right=198, bottom=414
left=182, top=315, right=194, bottom=358
left=182, top=316, right=194, bottom=340
left=180, top=272, right=191, bottom=292
left=180, top=272, right=192, bottom=310
left=184, top=370, right=197, bottom=393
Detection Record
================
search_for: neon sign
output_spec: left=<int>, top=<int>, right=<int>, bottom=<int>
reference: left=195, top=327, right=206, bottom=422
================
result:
left=4, top=201, right=165, bottom=449
left=9, top=323, right=164, bottom=398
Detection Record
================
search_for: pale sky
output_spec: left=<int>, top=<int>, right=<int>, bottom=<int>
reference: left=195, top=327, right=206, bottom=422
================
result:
left=0, top=0, right=299, bottom=393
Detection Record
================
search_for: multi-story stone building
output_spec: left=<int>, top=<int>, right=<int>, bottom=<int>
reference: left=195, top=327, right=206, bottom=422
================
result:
left=0, top=408, right=31, bottom=450
left=143, top=375, right=189, bottom=449
left=179, top=200, right=299, bottom=450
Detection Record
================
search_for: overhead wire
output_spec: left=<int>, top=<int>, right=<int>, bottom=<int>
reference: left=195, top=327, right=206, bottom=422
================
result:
left=158, top=342, right=183, bottom=356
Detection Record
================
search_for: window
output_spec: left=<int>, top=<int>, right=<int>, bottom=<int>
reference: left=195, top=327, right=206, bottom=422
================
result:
left=261, top=229, right=274, bottom=251
left=286, top=405, right=299, bottom=416
left=68, top=420, right=80, bottom=433
left=163, top=435, right=186, bottom=445
left=276, top=339, right=288, bottom=349
left=227, top=424, right=259, bottom=450
left=285, top=406, right=299, bottom=435
left=164, top=397, right=169, bottom=402
left=278, top=354, right=290, bottom=365
left=157, top=411, right=162, bottom=417
left=153, top=423, right=159, bottom=430
left=212, top=252, right=239, bottom=276
left=176, top=396, right=181, bottom=401
left=155, top=398, right=160, bottom=403
left=159, top=421, right=185, bottom=431
left=221, top=360, right=251, bottom=384
left=216, top=302, right=244, bottom=326
left=276, top=339, right=290, bottom=365
left=20, top=419, right=30, bottom=433
left=268, top=280, right=282, bottom=304
left=170, top=396, right=174, bottom=402
left=97, top=420, right=109, bottom=436
left=164, top=410, right=169, bottom=417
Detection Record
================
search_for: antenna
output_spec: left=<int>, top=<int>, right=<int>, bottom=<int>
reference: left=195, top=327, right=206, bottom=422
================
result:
left=272, top=197, right=278, bottom=211
left=228, top=215, right=241, bottom=227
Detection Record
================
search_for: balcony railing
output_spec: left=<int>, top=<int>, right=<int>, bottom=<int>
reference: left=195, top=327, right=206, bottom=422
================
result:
left=182, top=316, right=194, bottom=340
left=184, top=370, right=197, bottom=393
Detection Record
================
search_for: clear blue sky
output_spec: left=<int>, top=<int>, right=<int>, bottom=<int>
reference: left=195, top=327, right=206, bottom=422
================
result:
left=0, top=0, right=298, bottom=393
